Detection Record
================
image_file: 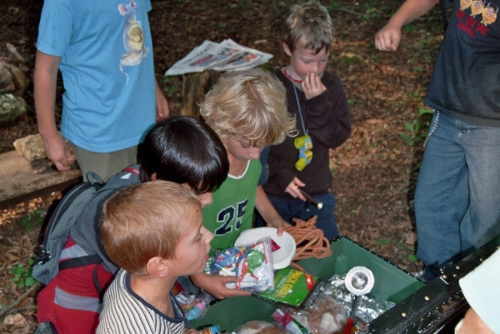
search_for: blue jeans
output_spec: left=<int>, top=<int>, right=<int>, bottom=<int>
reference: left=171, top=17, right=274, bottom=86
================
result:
left=256, top=192, right=338, bottom=241
left=415, top=111, right=500, bottom=274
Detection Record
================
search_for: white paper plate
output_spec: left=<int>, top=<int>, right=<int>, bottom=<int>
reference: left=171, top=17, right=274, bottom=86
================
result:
left=234, top=227, right=296, bottom=270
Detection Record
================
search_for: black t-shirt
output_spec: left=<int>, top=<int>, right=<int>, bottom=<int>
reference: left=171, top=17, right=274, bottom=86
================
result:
left=425, top=0, right=500, bottom=127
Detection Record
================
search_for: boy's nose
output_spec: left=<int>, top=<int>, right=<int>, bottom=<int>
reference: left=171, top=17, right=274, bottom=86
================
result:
left=249, top=148, right=261, bottom=160
left=198, top=192, right=213, bottom=208
left=205, top=229, right=214, bottom=243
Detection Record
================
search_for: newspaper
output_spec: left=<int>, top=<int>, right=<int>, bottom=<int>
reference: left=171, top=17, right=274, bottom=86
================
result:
left=165, top=39, right=273, bottom=76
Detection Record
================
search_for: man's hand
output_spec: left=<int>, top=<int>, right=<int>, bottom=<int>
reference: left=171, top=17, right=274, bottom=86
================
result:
left=455, top=308, right=495, bottom=334
left=41, top=132, right=75, bottom=172
left=375, top=25, right=402, bottom=51
left=189, top=272, right=251, bottom=300
left=301, top=72, right=326, bottom=100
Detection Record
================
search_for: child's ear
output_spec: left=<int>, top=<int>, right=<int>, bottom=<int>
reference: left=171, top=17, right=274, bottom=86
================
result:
left=283, top=43, right=292, bottom=57
left=146, top=256, right=168, bottom=278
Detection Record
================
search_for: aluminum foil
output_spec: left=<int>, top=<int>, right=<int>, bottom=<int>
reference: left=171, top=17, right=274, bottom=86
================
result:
left=322, top=275, right=396, bottom=324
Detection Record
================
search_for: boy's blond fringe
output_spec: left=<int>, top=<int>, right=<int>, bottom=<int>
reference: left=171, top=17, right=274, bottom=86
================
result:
left=200, top=68, right=297, bottom=146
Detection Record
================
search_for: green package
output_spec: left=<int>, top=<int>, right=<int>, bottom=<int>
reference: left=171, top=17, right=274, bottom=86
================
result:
left=257, top=267, right=326, bottom=308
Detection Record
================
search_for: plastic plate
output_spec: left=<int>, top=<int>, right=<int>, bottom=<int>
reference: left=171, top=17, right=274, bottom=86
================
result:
left=234, top=227, right=296, bottom=270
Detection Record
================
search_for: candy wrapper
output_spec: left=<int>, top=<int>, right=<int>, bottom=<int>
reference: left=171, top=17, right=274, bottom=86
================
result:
left=257, top=267, right=326, bottom=309
left=274, top=296, right=347, bottom=334
left=207, top=237, right=274, bottom=292
left=322, top=275, right=395, bottom=324
left=232, top=321, right=288, bottom=334
left=175, top=291, right=211, bottom=320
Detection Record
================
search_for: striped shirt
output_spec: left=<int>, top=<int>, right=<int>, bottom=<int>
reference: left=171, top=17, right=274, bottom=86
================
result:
left=97, top=269, right=185, bottom=334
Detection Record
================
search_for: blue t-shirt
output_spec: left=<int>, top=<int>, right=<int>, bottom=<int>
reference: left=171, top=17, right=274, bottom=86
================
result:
left=37, top=0, right=156, bottom=152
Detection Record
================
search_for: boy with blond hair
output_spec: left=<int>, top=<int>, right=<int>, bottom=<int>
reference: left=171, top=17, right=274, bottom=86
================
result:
left=97, top=180, right=213, bottom=334
left=191, top=68, right=296, bottom=299
left=257, top=1, right=351, bottom=241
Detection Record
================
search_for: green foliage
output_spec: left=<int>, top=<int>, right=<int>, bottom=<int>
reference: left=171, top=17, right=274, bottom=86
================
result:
left=11, top=259, right=36, bottom=289
left=401, top=119, right=421, bottom=147
left=396, top=238, right=421, bottom=263
left=339, top=54, right=363, bottom=65
left=231, top=0, right=251, bottom=9
left=260, top=63, right=275, bottom=72
left=401, top=108, right=434, bottom=147
left=375, top=239, right=391, bottom=246
left=19, top=209, right=44, bottom=231
left=408, top=254, right=419, bottom=262
left=162, top=76, right=176, bottom=95
left=403, top=25, right=416, bottom=33
left=329, top=165, right=337, bottom=176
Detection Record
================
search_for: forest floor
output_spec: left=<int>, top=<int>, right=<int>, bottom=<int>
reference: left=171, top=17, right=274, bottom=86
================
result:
left=0, top=0, right=444, bottom=332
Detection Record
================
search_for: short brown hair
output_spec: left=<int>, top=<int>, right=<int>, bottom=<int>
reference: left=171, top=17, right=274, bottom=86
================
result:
left=282, top=1, right=334, bottom=54
left=200, top=68, right=296, bottom=147
left=101, top=181, right=200, bottom=274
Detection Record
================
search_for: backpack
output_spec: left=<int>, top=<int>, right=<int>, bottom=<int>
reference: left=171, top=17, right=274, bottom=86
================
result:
left=32, top=166, right=142, bottom=288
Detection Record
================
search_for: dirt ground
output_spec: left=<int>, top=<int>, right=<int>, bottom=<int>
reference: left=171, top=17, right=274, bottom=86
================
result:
left=0, top=0, right=444, bottom=332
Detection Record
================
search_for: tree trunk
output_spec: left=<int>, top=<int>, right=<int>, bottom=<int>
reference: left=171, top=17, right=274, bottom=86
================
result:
left=181, top=70, right=221, bottom=119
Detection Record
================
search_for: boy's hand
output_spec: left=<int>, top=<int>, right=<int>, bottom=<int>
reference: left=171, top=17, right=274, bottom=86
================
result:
left=41, top=132, right=76, bottom=172
left=266, top=216, right=292, bottom=236
left=189, top=273, right=252, bottom=300
left=301, top=72, right=326, bottom=100
left=285, top=177, right=306, bottom=201
left=155, top=80, right=170, bottom=122
left=374, top=25, right=402, bottom=51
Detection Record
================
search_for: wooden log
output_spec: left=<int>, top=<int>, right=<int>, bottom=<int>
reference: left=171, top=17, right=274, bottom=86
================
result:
left=181, top=70, right=221, bottom=118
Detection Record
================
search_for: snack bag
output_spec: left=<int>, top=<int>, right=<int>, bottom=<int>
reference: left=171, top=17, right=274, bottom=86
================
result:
left=208, top=237, right=274, bottom=292
left=233, top=321, right=288, bottom=334
left=174, top=291, right=211, bottom=320
left=257, top=267, right=326, bottom=308
left=287, top=296, right=347, bottom=334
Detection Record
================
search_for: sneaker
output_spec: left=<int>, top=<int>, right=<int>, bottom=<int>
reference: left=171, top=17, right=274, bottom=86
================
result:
left=412, top=267, right=438, bottom=283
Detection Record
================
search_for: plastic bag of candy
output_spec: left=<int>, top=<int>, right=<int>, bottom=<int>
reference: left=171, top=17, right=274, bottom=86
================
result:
left=207, top=237, right=274, bottom=292
left=232, top=321, right=288, bottom=334
left=274, top=295, right=347, bottom=334
left=174, top=291, right=211, bottom=320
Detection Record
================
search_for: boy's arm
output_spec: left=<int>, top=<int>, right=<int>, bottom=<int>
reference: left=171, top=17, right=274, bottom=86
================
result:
left=155, top=79, right=169, bottom=122
left=375, top=0, right=439, bottom=51
left=189, top=272, right=251, bottom=299
left=255, top=185, right=291, bottom=235
left=34, top=50, right=76, bottom=172
left=305, top=76, right=351, bottom=149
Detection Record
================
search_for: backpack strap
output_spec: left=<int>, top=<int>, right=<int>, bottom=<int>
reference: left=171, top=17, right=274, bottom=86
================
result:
left=92, top=264, right=104, bottom=300
left=59, top=254, right=102, bottom=270
left=59, top=255, right=105, bottom=300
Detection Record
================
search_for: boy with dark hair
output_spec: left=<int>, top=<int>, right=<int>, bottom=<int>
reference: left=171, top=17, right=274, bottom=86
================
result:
left=258, top=2, right=351, bottom=241
left=35, top=116, right=228, bottom=334
left=97, top=181, right=213, bottom=333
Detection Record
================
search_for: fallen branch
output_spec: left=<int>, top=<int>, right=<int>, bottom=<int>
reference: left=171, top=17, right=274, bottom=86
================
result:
left=0, top=282, right=41, bottom=319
